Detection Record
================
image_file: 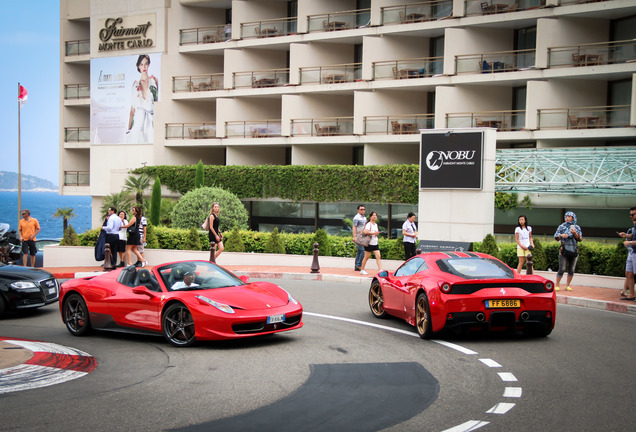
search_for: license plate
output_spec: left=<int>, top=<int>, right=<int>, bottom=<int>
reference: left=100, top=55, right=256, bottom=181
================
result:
left=267, top=314, right=285, bottom=324
left=48, top=288, right=56, bottom=295
left=486, top=299, right=520, bottom=308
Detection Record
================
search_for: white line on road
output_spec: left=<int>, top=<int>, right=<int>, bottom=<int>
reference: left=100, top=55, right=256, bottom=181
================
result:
left=441, top=420, right=490, bottom=432
left=486, top=403, right=516, bottom=414
left=497, top=372, right=518, bottom=382
left=479, top=358, right=502, bottom=368
left=503, top=387, right=523, bottom=398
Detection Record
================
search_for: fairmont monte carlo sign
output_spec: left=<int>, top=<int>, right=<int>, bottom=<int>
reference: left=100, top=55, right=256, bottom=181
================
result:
left=97, top=15, right=156, bottom=52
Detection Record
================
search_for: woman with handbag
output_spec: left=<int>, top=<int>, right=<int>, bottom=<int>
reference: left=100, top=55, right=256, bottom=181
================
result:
left=117, top=211, right=129, bottom=267
left=207, top=202, right=224, bottom=261
left=121, top=205, right=147, bottom=267
left=554, top=211, right=582, bottom=291
left=360, top=211, right=382, bottom=275
left=515, top=215, right=534, bottom=274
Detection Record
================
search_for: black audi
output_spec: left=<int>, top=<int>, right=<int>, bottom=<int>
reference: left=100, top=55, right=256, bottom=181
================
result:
left=0, top=263, right=59, bottom=318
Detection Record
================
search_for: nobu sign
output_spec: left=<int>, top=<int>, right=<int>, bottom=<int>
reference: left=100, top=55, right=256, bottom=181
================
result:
left=420, top=131, right=483, bottom=189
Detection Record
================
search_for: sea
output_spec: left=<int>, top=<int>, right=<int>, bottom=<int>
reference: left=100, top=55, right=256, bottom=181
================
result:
left=0, top=191, right=92, bottom=239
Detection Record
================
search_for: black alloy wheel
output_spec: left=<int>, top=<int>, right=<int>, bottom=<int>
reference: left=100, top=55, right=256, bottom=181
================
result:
left=162, top=303, right=196, bottom=347
left=64, top=293, right=91, bottom=336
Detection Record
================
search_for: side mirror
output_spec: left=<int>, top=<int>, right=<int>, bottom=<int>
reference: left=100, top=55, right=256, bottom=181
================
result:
left=239, top=275, right=249, bottom=283
left=132, top=286, right=155, bottom=297
left=377, top=270, right=389, bottom=278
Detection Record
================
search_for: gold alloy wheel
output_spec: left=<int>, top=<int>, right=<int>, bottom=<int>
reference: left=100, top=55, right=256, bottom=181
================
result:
left=369, top=282, right=386, bottom=318
left=416, top=294, right=430, bottom=339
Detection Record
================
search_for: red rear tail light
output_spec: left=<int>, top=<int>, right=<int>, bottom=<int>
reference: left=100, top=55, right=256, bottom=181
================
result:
left=544, top=281, right=554, bottom=292
left=440, top=282, right=451, bottom=293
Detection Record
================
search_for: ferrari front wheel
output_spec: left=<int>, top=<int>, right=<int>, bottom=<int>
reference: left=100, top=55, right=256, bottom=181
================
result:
left=63, top=293, right=91, bottom=336
left=369, top=281, right=387, bottom=318
left=415, top=293, right=432, bottom=339
left=162, top=303, right=196, bottom=347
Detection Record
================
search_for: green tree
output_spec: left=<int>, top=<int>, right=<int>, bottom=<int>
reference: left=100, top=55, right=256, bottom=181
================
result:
left=224, top=226, right=246, bottom=252
left=100, top=192, right=134, bottom=217
left=386, top=237, right=406, bottom=261
left=53, top=207, right=76, bottom=232
left=195, top=160, right=205, bottom=189
left=60, top=225, right=80, bottom=246
left=124, top=173, right=151, bottom=205
left=480, top=233, right=500, bottom=258
left=145, top=222, right=159, bottom=248
left=264, top=228, right=286, bottom=254
left=171, top=186, right=248, bottom=232
left=313, top=228, right=331, bottom=256
left=150, top=177, right=162, bottom=226
left=184, top=227, right=203, bottom=251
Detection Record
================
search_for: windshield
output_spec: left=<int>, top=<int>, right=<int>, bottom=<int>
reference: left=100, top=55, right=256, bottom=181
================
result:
left=0, top=223, right=9, bottom=236
left=437, top=257, right=513, bottom=279
left=157, top=261, right=245, bottom=291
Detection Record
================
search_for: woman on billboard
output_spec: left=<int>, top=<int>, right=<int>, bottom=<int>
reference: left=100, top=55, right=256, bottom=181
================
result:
left=126, top=54, right=158, bottom=143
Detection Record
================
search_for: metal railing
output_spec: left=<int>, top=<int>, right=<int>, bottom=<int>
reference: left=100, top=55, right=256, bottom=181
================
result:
left=64, top=171, right=90, bottom=186
left=465, top=0, right=545, bottom=16
left=373, top=57, right=444, bottom=79
left=233, top=68, right=289, bottom=88
left=291, top=117, right=354, bottom=136
left=173, top=74, right=223, bottom=92
left=179, top=24, right=232, bottom=45
left=241, top=17, right=297, bottom=39
left=537, top=105, right=631, bottom=130
left=64, top=127, right=90, bottom=142
left=365, top=115, right=435, bottom=134
left=300, top=63, right=362, bottom=84
left=547, top=39, right=636, bottom=68
left=166, top=123, right=217, bottom=139
left=446, top=110, right=526, bottom=131
left=456, top=49, right=536, bottom=74
left=64, top=84, right=90, bottom=99
left=381, top=1, right=452, bottom=25
left=225, top=120, right=282, bottom=138
left=307, top=8, right=371, bottom=32
left=65, top=39, right=90, bottom=56
left=560, top=0, right=610, bottom=4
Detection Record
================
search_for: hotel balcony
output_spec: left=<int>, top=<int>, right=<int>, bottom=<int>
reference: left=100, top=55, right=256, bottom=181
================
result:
left=446, top=111, right=526, bottom=131
left=64, top=84, right=90, bottom=99
left=166, top=123, right=217, bottom=140
left=64, top=171, right=90, bottom=186
left=65, top=39, right=90, bottom=56
left=381, top=1, right=453, bottom=25
left=547, top=40, right=636, bottom=68
left=465, top=0, right=546, bottom=16
left=456, top=49, right=536, bottom=74
left=537, top=105, right=631, bottom=130
left=365, top=115, right=435, bottom=134
left=225, top=120, right=282, bottom=138
left=291, top=117, right=354, bottom=137
left=373, top=57, right=443, bottom=80
left=179, top=24, right=232, bottom=45
left=233, top=69, right=289, bottom=89
left=173, top=74, right=223, bottom=92
left=64, top=127, right=90, bottom=142
left=300, top=63, right=362, bottom=85
left=307, top=8, right=370, bottom=33
left=240, top=17, right=297, bottom=39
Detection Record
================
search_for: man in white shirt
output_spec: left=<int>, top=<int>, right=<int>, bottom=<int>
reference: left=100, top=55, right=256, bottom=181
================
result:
left=102, top=207, right=123, bottom=267
left=402, top=212, right=418, bottom=260
left=172, top=271, right=199, bottom=290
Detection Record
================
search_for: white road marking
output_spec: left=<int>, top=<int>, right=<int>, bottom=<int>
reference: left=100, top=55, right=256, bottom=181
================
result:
left=0, top=364, right=88, bottom=394
left=503, top=387, right=522, bottom=398
left=441, top=420, right=490, bottom=432
left=479, top=358, right=502, bottom=368
left=433, top=340, right=478, bottom=355
left=7, top=340, right=92, bottom=356
left=497, top=372, right=518, bottom=382
left=486, top=403, right=516, bottom=414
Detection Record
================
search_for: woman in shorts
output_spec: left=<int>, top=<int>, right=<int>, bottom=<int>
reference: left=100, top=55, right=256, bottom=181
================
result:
left=360, top=211, right=382, bottom=275
left=515, top=215, right=534, bottom=274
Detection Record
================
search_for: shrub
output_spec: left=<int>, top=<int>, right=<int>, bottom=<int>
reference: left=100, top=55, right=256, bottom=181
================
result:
left=145, top=223, right=159, bottom=248
left=195, top=160, right=205, bottom=189
left=498, top=243, right=517, bottom=268
left=60, top=225, right=80, bottom=246
left=79, top=228, right=101, bottom=246
left=264, top=228, right=285, bottom=254
left=183, top=227, right=203, bottom=251
left=313, top=228, right=331, bottom=256
left=604, top=240, right=629, bottom=277
left=172, top=186, right=248, bottom=232
left=480, top=234, right=500, bottom=258
left=530, top=240, right=547, bottom=271
left=224, top=226, right=246, bottom=252
left=385, top=237, right=405, bottom=261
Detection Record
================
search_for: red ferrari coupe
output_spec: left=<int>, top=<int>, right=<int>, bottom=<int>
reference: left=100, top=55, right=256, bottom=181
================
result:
left=368, top=252, right=555, bottom=338
left=60, top=260, right=303, bottom=347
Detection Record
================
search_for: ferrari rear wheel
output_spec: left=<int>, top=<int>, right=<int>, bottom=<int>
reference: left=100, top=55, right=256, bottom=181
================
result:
left=415, top=293, right=432, bottom=339
left=369, top=281, right=387, bottom=318
left=162, top=303, right=196, bottom=347
left=63, top=293, right=91, bottom=336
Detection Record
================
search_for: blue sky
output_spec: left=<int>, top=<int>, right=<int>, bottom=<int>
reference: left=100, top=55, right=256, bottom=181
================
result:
left=0, top=1, right=60, bottom=185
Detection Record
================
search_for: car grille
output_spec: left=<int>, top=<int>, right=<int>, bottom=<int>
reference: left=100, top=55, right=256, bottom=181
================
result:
left=449, top=281, right=547, bottom=294
left=40, top=278, right=59, bottom=301
left=232, top=313, right=302, bottom=334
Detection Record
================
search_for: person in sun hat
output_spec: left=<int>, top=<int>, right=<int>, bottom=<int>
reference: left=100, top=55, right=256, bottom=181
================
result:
left=554, top=211, right=582, bottom=291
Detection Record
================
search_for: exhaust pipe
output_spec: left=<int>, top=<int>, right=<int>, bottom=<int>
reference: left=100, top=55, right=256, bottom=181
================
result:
left=476, top=312, right=485, bottom=322
left=520, top=312, right=529, bottom=321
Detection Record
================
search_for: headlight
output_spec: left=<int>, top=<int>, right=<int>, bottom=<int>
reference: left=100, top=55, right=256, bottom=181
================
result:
left=195, top=295, right=235, bottom=314
left=282, top=289, right=298, bottom=305
left=10, top=281, right=38, bottom=290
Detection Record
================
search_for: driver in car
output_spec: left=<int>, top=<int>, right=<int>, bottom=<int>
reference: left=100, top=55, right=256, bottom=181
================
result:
left=172, top=271, right=199, bottom=290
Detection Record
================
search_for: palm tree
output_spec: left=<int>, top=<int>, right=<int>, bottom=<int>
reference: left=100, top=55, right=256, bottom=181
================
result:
left=100, top=192, right=134, bottom=218
left=53, top=207, right=76, bottom=232
left=123, top=173, right=151, bottom=205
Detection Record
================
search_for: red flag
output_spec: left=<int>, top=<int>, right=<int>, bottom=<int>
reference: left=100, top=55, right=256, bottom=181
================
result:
left=18, top=85, right=28, bottom=106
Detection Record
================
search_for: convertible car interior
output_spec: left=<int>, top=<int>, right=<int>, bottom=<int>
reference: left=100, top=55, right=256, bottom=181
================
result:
left=117, top=266, right=161, bottom=292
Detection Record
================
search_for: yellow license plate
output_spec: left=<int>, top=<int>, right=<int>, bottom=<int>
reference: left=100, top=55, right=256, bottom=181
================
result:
left=486, top=299, right=520, bottom=308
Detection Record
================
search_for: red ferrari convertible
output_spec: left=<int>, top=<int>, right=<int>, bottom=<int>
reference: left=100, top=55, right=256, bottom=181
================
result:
left=60, top=260, right=303, bottom=347
left=368, top=252, right=555, bottom=338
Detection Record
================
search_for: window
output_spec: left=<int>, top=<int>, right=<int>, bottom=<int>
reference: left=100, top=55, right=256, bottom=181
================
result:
left=514, top=26, right=536, bottom=68
left=395, top=257, right=426, bottom=277
left=429, top=36, right=444, bottom=75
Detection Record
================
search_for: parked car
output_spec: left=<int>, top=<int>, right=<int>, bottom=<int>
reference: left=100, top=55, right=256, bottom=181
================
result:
left=15, top=239, right=60, bottom=268
left=368, top=252, right=556, bottom=338
left=0, top=264, right=60, bottom=318
left=60, top=260, right=304, bottom=347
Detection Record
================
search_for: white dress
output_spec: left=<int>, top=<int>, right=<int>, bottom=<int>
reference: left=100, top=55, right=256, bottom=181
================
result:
left=127, top=77, right=157, bottom=144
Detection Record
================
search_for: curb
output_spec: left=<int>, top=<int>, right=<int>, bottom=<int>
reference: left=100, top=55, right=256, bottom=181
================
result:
left=556, top=294, right=636, bottom=316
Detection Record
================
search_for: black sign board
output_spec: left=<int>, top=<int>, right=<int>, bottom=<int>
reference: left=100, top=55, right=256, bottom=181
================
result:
left=420, top=131, right=483, bottom=189
left=417, top=240, right=473, bottom=253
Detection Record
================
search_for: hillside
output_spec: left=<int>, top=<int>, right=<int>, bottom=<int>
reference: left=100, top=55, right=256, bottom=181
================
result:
left=0, top=171, right=57, bottom=191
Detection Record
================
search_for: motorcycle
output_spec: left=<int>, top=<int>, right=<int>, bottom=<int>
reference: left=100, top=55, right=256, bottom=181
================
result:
left=0, top=223, right=23, bottom=264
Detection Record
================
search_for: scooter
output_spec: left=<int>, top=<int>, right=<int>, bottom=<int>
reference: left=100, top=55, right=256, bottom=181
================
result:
left=0, top=223, right=23, bottom=264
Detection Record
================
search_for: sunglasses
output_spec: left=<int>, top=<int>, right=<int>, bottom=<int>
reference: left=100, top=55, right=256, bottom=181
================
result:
left=630, top=213, right=636, bottom=217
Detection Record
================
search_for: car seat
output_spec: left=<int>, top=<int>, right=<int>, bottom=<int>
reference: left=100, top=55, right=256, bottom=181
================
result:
left=168, top=265, right=186, bottom=288
left=117, top=266, right=137, bottom=287
left=134, top=268, right=161, bottom=292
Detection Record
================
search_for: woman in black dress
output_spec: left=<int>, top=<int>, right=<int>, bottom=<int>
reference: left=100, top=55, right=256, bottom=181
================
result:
left=122, top=205, right=147, bottom=267
left=207, top=202, right=224, bottom=261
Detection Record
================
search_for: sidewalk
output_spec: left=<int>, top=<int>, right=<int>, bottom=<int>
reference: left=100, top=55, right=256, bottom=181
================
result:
left=44, top=264, right=636, bottom=317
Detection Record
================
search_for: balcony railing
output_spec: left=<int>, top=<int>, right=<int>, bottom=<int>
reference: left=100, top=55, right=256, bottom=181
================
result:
left=173, top=74, right=223, bottom=92
left=233, top=69, right=289, bottom=88
left=446, top=111, right=526, bottom=131
left=291, top=117, right=354, bottom=136
left=373, top=57, right=444, bottom=79
left=365, top=115, right=435, bottom=134
left=225, top=121, right=282, bottom=138
left=241, top=17, right=297, bottom=39
left=64, top=84, right=90, bottom=99
left=537, top=105, right=631, bottom=130
left=300, top=63, right=362, bottom=84
left=548, top=40, right=636, bottom=68
left=456, top=49, right=536, bottom=74
left=381, top=1, right=452, bottom=25
left=179, top=24, right=231, bottom=45
left=465, top=0, right=545, bottom=16
left=166, top=123, right=216, bottom=139
left=307, top=8, right=371, bottom=32
left=64, top=127, right=90, bottom=142
left=65, top=39, right=90, bottom=56
left=64, top=171, right=90, bottom=186
left=560, top=0, right=610, bottom=4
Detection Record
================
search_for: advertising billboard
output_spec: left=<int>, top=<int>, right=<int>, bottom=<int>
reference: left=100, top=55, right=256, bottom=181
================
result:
left=419, top=131, right=483, bottom=189
left=90, top=53, right=161, bottom=145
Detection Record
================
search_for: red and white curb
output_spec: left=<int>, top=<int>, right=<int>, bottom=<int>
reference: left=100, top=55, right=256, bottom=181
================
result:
left=0, top=338, right=97, bottom=394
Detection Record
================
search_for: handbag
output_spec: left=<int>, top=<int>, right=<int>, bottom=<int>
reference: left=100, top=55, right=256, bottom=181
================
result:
left=356, top=231, right=371, bottom=247
left=127, top=225, right=137, bottom=234
left=561, top=237, right=578, bottom=258
left=202, top=216, right=210, bottom=231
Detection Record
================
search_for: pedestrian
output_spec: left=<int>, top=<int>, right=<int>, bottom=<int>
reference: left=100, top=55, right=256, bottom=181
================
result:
left=117, top=211, right=128, bottom=266
left=618, top=207, right=636, bottom=300
left=554, top=211, right=582, bottom=291
left=121, top=205, right=147, bottom=267
left=101, top=206, right=122, bottom=267
left=360, top=211, right=382, bottom=275
left=515, top=215, right=534, bottom=274
left=18, top=209, right=40, bottom=267
left=352, top=205, right=367, bottom=271
left=402, top=212, right=418, bottom=260
left=136, top=212, right=148, bottom=267
left=207, top=202, right=224, bottom=260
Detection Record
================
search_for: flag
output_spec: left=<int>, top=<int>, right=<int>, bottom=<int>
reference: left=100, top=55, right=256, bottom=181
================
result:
left=18, top=85, right=28, bottom=106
